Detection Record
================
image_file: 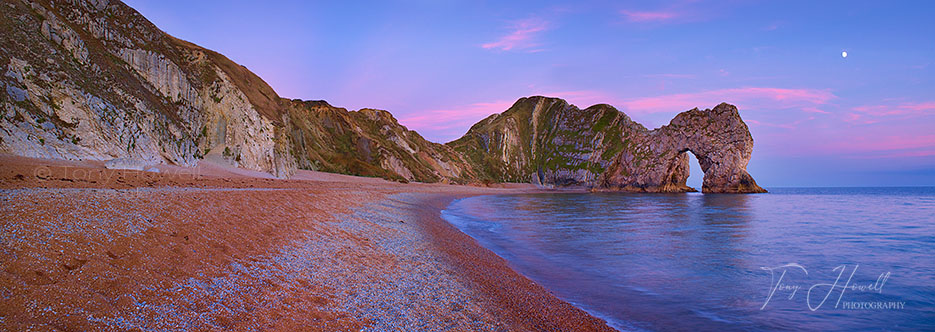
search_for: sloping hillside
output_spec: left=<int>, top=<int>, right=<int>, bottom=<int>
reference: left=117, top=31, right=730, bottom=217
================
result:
left=0, top=0, right=764, bottom=192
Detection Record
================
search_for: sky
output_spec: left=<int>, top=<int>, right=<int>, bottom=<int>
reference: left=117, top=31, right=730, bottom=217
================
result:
left=123, top=0, right=935, bottom=188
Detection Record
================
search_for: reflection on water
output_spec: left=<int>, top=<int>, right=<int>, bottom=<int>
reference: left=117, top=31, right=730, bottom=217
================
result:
left=442, top=188, right=935, bottom=331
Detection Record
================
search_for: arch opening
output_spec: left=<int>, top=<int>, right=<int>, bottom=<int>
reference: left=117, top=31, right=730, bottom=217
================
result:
left=685, top=150, right=704, bottom=191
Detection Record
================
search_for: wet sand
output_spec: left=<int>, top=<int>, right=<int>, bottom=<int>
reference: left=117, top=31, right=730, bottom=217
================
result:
left=0, top=155, right=612, bottom=331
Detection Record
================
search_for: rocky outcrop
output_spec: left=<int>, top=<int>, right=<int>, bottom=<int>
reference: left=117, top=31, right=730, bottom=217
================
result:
left=599, top=103, right=766, bottom=193
left=0, top=0, right=764, bottom=192
left=281, top=100, right=477, bottom=183
left=449, top=97, right=766, bottom=193
left=0, top=0, right=292, bottom=176
left=0, top=0, right=475, bottom=182
left=448, top=97, right=641, bottom=186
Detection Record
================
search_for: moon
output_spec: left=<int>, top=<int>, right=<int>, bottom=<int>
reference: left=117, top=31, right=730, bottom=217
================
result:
left=842, top=51, right=848, bottom=58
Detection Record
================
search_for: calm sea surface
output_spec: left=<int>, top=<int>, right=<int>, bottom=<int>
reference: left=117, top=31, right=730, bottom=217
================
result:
left=441, top=187, right=935, bottom=331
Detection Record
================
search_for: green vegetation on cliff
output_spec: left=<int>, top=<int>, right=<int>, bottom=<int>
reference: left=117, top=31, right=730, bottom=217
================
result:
left=448, top=96, right=636, bottom=186
left=0, top=0, right=765, bottom=193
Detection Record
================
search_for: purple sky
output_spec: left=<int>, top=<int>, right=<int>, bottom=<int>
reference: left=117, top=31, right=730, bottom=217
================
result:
left=124, top=0, right=934, bottom=187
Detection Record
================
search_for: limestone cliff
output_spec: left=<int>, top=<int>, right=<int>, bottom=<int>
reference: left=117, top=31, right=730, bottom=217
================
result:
left=448, top=96, right=642, bottom=186
left=0, top=0, right=765, bottom=192
left=0, top=0, right=470, bottom=182
left=0, top=0, right=293, bottom=176
left=449, top=97, right=766, bottom=193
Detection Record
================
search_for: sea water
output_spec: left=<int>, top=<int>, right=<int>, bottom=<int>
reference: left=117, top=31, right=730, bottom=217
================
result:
left=441, top=187, right=935, bottom=331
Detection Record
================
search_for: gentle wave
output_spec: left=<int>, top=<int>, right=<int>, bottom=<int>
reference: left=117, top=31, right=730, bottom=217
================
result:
left=442, top=187, right=935, bottom=331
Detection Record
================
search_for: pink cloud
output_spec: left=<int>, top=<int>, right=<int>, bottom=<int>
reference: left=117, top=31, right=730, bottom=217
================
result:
left=428, top=87, right=835, bottom=125
left=399, top=87, right=840, bottom=142
left=762, top=127, right=935, bottom=158
left=843, top=113, right=880, bottom=125
left=399, top=100, right=517, bottom=132
left=619, top=87, right=836, bottom=114
left=876, top=150, right=935, bottom=158
left=802, top=107, right=830, bottom=114
left=852, top=101, right=935, bottom=117
left=400, top=91, right=626, bottom=141
left=826, top=135, right=935, bottom=154
left=481, top=18, right=549, bottom=52
left=621, top=10, right=679, bottom=22
left=530, top=90, right=623, bottom=109
left=745, top=119, right=803, bottom=130
left=399, top=91, right=623, bottom=141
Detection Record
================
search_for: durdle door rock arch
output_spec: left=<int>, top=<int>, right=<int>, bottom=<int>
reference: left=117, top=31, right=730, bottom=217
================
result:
left=448, top=97, right=766, bottom=193
left=0, top=0, right=765, bottom=193
left=599, top=103, right=767, bottom=193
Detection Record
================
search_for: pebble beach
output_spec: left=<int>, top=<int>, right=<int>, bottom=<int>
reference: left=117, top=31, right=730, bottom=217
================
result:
left=0, top=155, right=612, bottom=331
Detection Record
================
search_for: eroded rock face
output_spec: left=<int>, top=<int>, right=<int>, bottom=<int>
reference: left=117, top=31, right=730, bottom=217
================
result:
left=0, top=0, right=475, bottom=182
left=281, top=100, right=477, bottom=183
left=0, top=1, right=764, bottom=191
left=0, top=0, right=292, bottom=176
left=450, top=97, right=766, bottom=193
left=600, top=103, right=766, bottom=193
left=448, top=97, right=643, bottom=186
